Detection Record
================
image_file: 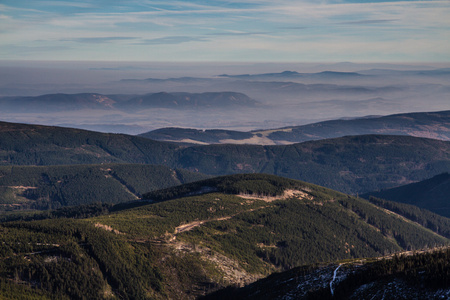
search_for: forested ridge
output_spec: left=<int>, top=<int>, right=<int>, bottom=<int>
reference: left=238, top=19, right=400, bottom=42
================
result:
left=0, top=121, right=179, bottom=166
left=1, top=174, right=449, bottom=299
left=1, top=121, right=450, bottom=194
left=363, top=172, right=450, bottom=217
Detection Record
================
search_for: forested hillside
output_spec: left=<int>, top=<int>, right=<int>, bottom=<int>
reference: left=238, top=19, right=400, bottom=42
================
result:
left=1, top=174, right=449, bottom=299
left=0, top=121, right=179, bottom=166
left=0, top=164, right=209, bottom=211
left=205, top=247, right=450, bottom=300
left=2, top=121, right=450, bottom=194
left=174, top=135, right=450, bottom=194
left=363, top=173, right=450, bottom=217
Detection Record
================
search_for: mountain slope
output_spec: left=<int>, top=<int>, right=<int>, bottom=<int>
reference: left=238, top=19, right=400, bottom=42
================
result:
left=174, top=135, right=450, bottom=194
left=0, top=121, right=179, bottom=166
left=120, top=174, right=450, bottom=271
left=0, top=164, right=209, bottom=210
left=264, top=110, right=450, bottom=143
left=2, top=174, right=450, bottom=299
left=363, top=172, right=450, bottom=218
left=139, top=110, right=450, bottom=145
left=139, top=127, right=255, bottom=145
left=204, top=246, right=450, bottom=300
left=2, top=121, right=450, bottom=194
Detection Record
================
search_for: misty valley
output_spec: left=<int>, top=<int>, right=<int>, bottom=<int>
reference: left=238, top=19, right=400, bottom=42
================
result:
left=1, top=62, right=450, bottom=299
left=1, top=63, right=449, bottom=134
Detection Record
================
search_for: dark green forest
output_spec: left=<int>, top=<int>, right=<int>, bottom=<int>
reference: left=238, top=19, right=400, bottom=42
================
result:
left=1, top=121, right=450, bottom=194
left=1, top=174, right=450, bottom=299
left=0, top=164, right=209, bottom=210
left=363, top=172, right=450, bottom=217
left=1, top=119, right=450, bottom=299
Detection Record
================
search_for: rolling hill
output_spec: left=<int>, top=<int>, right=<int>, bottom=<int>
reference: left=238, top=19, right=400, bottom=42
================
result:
left=0, top=121, right=179, bottom=166
left=0, top=91, right=258, bottom=113
left=0, top=93, right=117, bottom=112
left=1, top=174, right=450, bottom=299
left=139, top=110, right=450, bottom=145
left=174, top=135, right=450, bottom=194
left=1, top=121, right=450, bottom=194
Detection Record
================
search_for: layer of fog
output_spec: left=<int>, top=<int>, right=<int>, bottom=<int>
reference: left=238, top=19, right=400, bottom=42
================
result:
left=0, top=61, right=449, bottom=134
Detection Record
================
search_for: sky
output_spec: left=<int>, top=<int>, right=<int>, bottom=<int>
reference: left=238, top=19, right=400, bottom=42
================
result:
left=0, top=0, right=449, bottom=62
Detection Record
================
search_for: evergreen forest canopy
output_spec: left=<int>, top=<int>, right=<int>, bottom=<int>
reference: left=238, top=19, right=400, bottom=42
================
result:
left=2, top=173, right=450, bottom=299
left=1, top=121, right=450, bottom=195
left=363, top=172, right=450, bottom=218
left=0, top=164, right=209, bottom=211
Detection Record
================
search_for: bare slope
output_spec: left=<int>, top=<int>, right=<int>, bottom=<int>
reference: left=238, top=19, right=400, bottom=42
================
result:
left=140, top=110, right=450, bottom=145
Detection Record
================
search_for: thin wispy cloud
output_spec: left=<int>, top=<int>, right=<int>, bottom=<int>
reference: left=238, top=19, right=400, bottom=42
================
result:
left=207, top=31, right=269, bottom=36
left=0, top=0, right=448, bottom=62
left=337, top=19, right=398, bottom=25
left=280, top=26, right=308, bottom=30
left=62, top=37, right=138, bottom=44
left=36, top=1, right=95, bottom=8
left=139, top=36, right=209, bottom=45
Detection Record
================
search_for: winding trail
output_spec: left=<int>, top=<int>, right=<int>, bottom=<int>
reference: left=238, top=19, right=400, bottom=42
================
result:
left=174, top=206, right=271, bottom=234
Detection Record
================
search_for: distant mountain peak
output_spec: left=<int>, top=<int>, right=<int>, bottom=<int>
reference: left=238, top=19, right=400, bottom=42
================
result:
left=280, top=70, right=300, bottom=75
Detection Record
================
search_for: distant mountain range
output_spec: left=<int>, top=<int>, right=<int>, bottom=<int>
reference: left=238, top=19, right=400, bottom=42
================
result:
left=0, top=91, right=258, bottom=113
left=218, top=70, right=366, bottom=80
left=121, top=91, right=257, bottom=110
left=140, top=110, right=450, bottom=145
left=1, top=67, right=449, bottom=136
left=359, top=67, right=450, bottom=76
left=219, top=68, right=450, bottom=78
left=124, top=68, right=450, bottom=84
left=0, top=93, right=117, bottom=112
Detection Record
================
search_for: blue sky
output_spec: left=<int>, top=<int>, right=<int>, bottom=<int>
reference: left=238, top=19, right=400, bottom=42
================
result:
left=1, top=0, right=449, bottom=62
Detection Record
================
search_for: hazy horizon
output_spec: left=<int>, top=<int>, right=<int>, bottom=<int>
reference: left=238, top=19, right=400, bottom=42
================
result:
left=0, top=60, right=449, bottom=135
left=1, top=0, right=449, bottom=134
